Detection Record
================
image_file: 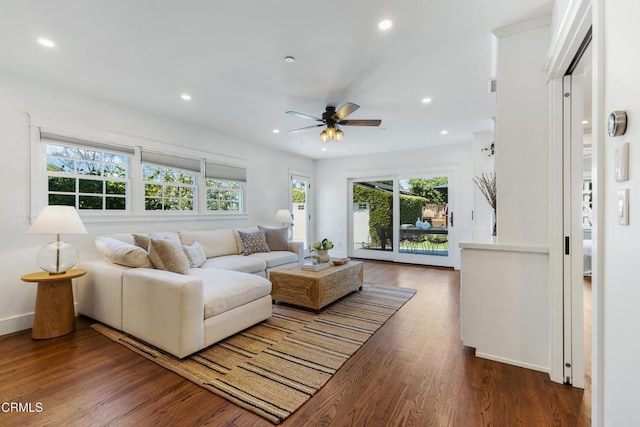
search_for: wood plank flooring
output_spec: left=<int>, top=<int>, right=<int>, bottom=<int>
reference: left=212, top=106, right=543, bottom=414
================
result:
left=0, top=261, right=590, bottom=426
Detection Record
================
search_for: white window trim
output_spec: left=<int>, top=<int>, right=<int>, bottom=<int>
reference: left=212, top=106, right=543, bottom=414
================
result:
left=29, top=115, right=249, bottom=223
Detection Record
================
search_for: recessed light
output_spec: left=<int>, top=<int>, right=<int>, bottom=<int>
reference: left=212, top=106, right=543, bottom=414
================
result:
left=378, top=19, right=393, bottom=31
left=440, top=130, right=449, bottom=135
left=421, top=97, right=432, bottom=104
left=180, top=94, right=192, bottom=101
left=321, top=147, right=328, bottom=152
left=582, top=120, right=589, bottom=125
left=37, top=38, right=55, bottom=48
left=284, top=56, right=295, bottom=63
left=273, top=129, right=280, bottom=134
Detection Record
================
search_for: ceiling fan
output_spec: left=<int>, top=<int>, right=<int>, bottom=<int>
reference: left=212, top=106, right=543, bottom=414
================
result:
left=286, top=102, right=381, bottom=142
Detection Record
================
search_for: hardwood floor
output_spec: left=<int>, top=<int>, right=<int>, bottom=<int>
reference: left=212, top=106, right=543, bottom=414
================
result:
left=0, top=261, right=590, bottom=426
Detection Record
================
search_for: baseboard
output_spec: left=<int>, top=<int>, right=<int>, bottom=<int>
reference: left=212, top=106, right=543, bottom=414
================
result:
left=0, top=312, right=34, bottom=336
left=0, top=303, right=79, bottom=337
left=475, top=351, right=550, bottom=374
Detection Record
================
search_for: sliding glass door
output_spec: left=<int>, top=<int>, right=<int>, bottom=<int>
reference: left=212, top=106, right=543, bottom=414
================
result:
left=349, top=174, right=453, bottom=267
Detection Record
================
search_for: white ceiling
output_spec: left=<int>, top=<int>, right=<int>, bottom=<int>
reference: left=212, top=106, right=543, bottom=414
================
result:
left=0, top=0, right=551, bottom=159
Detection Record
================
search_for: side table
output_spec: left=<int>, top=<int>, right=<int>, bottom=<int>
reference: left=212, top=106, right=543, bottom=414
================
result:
left=21, top=268, right=86, bottom=339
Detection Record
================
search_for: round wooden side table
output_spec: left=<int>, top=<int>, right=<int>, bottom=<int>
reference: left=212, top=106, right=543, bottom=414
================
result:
left=21, top=268, right=86, bottom=339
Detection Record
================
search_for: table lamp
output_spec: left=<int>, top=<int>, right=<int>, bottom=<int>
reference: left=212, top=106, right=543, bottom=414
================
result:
left=275, top=209, right=293, bottom=238
left=28, top=206, right=87, bottom=274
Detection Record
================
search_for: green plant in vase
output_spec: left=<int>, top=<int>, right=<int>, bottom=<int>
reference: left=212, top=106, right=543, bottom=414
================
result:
left=312, top=238, right=334, bottom=263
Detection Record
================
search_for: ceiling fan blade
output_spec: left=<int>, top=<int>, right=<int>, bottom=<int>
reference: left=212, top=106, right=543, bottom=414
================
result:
left=339, top=119, right=382, bottom=126
left=289, top=124, right=325, bottom=134
left=332, top=102, right=360, bottom=120
left=286, top=110, right=323, bottom=121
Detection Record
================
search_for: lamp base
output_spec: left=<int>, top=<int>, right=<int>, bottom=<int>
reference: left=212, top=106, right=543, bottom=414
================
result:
left=36, top=241, right=79, bottom=274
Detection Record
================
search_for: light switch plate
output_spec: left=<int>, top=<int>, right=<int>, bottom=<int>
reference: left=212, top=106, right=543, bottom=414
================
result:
left=617, top=189, right=629, bottom=225
left=615, top=142, right=629, bottom=182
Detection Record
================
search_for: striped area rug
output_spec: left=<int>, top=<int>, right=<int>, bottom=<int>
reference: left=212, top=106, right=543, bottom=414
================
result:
left=91, top=284, right=416, bottom=424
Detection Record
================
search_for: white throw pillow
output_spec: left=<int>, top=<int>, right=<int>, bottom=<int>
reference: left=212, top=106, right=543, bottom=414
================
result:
left=182, top=241, right=206, bottom=268
left=95, top=236, right=153, bottom=268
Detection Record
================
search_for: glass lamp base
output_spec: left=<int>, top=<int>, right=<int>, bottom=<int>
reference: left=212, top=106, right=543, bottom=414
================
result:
left=36, top=241, right=79, bottom=274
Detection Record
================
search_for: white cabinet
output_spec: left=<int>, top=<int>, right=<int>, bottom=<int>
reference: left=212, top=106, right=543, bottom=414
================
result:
left=460, top=234, right=550, bottom=373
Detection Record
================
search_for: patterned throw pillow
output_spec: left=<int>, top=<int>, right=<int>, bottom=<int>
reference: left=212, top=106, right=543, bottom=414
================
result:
left=182, top=241, right=206, bottom=268
left=237, top=230, right=271, bottom=256
left=148, top=237, right=190, bottom=274
left=258, top=226, right=290, bottom=251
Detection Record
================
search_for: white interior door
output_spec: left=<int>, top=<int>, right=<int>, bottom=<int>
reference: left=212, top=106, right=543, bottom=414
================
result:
left=561, top=42, right=591, bottom=387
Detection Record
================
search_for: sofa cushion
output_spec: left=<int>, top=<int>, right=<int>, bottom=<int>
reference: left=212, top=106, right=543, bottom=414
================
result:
left=179, top=229, right=240, bottom=258
left=238, top=230, right=270, bottom=255
left=200, top=255, right=266, bottom=274
left=187, top=268, right=272, bottom=319
left=258, top=226, right=290, bottom=251
left=95, top=236, right=153, bottom=268
left=248, top=251, right=299, bottom=268
left=148, top=238, right=190, bottom=274
left=182, top=241, right=207, bottom=268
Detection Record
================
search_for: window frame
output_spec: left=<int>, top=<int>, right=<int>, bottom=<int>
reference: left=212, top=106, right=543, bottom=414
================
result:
left=30, top=117, right=249, bottom=223
left=45, top=141, right=131, bottom=212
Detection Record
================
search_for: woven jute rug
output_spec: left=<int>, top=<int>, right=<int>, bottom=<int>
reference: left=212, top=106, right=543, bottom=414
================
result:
left=91, top=284, right=416, bottom=424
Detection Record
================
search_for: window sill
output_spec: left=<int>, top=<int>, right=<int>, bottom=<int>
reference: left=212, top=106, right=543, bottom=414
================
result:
left=76, top=212, right=249, bottom=224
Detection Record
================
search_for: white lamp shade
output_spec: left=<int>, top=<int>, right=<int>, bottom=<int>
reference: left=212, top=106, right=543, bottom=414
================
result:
left=29, top=206, right=87, bottom=234
left=275, top=209, right=292, bottom=224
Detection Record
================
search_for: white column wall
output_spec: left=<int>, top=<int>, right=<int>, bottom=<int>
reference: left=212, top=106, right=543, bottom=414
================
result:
left=495, top=23, right=551, bottom=246
left=0, top=70, right=313, bottom=335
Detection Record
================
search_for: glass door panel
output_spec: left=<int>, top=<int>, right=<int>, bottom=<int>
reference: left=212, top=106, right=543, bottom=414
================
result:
left=396, top=176, right=450, bottom=263
left=291, top=175, right=310, bottom=251
left=350, top=179, right=395, bottom=261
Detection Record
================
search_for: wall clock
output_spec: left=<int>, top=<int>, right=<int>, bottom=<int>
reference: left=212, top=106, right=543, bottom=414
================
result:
left=608, top=110, right=627, bottom=137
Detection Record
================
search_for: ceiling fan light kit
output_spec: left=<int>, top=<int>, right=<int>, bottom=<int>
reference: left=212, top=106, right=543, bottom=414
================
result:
left=287, top=102, right=381, bottom=143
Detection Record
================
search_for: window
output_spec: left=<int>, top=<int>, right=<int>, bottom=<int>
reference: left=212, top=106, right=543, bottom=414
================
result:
left=205, top=179, right=243, bottom=211
left=34, top=125, right=248, bottom=220
left=205, top=162, right=246, bottom=212
left=143, top=164, right=197, bottom=211
left=46, top=143, right=129, bottom=210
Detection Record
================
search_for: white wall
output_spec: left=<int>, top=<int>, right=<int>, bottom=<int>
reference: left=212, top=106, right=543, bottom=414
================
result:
left=602, top=0, right=640, bottom=422
left=0, top=70, right=313, bottom=335
left=314, top=142, right=473, bottom=268
left=495, top=22, right=551, bottom=245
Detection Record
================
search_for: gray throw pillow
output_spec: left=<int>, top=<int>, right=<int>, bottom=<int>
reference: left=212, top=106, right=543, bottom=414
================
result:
left=238, top=230, right=271, bottom=255
left=258, top=226, right=290, bottom=251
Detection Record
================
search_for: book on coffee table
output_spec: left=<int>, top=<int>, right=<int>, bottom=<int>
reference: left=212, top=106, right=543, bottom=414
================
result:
left=300, top=261, right=332, bottom=271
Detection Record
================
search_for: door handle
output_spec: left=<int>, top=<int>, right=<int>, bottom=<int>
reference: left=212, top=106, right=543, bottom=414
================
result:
left=449, top=211, right=454, bottom=227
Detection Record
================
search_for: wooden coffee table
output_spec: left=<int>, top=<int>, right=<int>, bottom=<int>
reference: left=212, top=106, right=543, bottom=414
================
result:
left=269, top=261, right=363, bottom=312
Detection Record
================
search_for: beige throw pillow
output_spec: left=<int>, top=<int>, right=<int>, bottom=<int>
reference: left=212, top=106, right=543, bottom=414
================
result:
left=148, top=237, right=190, bottom=274
left=258, top=226, right=290, bottom=251
left=95, top=236, right=153, bottom=268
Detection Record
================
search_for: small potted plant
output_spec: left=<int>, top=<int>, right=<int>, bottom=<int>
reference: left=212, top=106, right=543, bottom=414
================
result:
left=312, top=238, right=334, bottom=263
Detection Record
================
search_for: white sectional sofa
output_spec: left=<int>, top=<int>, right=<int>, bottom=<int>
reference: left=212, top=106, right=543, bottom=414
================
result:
left=77, top=227, right=302, bottom=358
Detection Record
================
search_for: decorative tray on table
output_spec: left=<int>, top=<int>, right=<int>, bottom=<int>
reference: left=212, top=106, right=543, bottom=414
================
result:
left=331, top=257, right=350, bottom=266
